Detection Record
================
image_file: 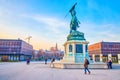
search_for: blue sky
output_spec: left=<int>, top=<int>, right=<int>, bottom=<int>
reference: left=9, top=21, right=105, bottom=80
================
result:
left=0, top=0, right=120, bottom=50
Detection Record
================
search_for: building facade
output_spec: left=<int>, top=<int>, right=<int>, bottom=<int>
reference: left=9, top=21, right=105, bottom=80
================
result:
left=88, top=42, right=120, bottom=63
left=0, top=39, right=33, bottom=61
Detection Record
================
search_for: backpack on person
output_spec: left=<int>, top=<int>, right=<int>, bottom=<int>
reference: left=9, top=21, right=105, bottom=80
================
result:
left=87, top=60, right=89, bottom=65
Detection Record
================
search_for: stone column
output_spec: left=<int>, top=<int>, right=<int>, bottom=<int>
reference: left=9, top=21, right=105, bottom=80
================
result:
left=64, top=45, right=66, bottom=54
left=73, top=43, right=76, bottom=62
left=83, top=44, right=85, bottom=55
left=72, top=43, right=75, bottom=54
left=118, top=54, right=120, bottom=64
left=66, top=44, right=69, bottom=54
left=108, top=54, right=112, bottom=61
left=100, top=54, right=103, bottom=62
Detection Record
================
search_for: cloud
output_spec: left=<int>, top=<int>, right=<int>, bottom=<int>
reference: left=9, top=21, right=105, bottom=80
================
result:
left=21, top=14, right=68, bottom=27
left=34, top=16, right=66, bottom=27
left=80, top=22, right=120, bottom=45
left=21, top=14, right=69, bottom=36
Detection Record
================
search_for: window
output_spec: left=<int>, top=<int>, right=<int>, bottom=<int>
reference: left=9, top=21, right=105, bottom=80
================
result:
left=69, top=44, right=72, bottom=52
left=76, top=44, right=83, bottom=53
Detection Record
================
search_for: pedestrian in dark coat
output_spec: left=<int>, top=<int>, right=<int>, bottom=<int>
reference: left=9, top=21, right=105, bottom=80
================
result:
left=45, top=58, right=48, bottom=64
left=26, top=59, right=30, bottom=65
left=109, top=60, right=112, bottom=69
left=51, top=58, right=55, bottom=63
left=84, top=58, right=90, bottom=74
left=107, top=60, right=112, bottom=69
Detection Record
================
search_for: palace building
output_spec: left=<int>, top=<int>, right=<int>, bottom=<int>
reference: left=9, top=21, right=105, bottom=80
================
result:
left=88, top=41, right=120, bottom=63
left=0, top=39, right=33, bottom=61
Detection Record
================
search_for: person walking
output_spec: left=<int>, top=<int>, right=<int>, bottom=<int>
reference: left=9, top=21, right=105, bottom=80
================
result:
left=26, top=58, right=30, bottom=65
left=109, top=60, right=112, bottom=69
left=51, top=58, right=55, bottom=63
left=107, top=60, right=110, bottom=69
left=84, top=58, right=90, bottom=74
left=107, top=60, right=112, bottom=69
left=50, top=58, right=55, bottom=67
left=45, top=58, right=48, bottom=64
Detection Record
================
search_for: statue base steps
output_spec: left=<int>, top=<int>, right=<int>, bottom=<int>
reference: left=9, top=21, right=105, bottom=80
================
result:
left=50, top=62, right=107, bottom=69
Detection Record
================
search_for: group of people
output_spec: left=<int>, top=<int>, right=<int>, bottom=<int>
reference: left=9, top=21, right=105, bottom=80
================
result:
left=25, top=57, right=90, bottom=74
left=83, top=58, right=113, bottom=75
left=26, top=57, right=55, bottom=65
left=26, top=57, right=112, bottom=75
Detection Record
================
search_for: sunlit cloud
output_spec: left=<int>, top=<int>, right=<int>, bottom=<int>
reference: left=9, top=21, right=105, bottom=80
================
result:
left=21, top=14, right=69, bottom=37
left=21, top=14, right=67, bottom=27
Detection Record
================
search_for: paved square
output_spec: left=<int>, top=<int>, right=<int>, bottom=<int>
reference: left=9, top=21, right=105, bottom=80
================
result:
left=0, top=62, right=120, bottom=80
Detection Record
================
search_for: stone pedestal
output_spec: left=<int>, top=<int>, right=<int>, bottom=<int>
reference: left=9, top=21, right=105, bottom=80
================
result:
left=61, top=40, right=89, bottom=63
left=51, top=25, right=106, bottom=68
left=51, top=62, right=107, bottom=69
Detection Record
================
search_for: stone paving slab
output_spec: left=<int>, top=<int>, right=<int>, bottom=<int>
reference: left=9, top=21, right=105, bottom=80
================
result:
left=0, top=62, right=120, bottom=80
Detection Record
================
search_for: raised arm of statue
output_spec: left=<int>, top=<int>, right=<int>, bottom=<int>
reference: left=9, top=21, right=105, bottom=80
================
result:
left=69, top=3, right=77, bottom=17
left=69, top=3, right=77, bottom=13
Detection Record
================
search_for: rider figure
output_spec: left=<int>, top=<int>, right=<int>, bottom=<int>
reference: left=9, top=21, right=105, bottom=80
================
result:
left=69, top=3, right=80, bottom=33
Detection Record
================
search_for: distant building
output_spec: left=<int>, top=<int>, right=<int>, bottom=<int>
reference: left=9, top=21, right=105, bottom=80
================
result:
left=0, top=39, right=33, bottom=61
left=88, top=41, right=120, bottom=62
left=36, top=43, right=64, bottom=60
left=32, top=50, right=39, bottom=60
left=49, top=43, right=64, bottom=59
left=50, top=43, right=58, bottom=51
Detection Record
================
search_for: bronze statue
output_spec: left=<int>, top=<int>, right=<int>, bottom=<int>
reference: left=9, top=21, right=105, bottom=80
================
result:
left=69, top=3, right=80, bottom=33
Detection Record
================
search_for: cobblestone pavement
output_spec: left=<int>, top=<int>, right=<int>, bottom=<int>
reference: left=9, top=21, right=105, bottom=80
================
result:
left=0, top=62, right=120, bottom=80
